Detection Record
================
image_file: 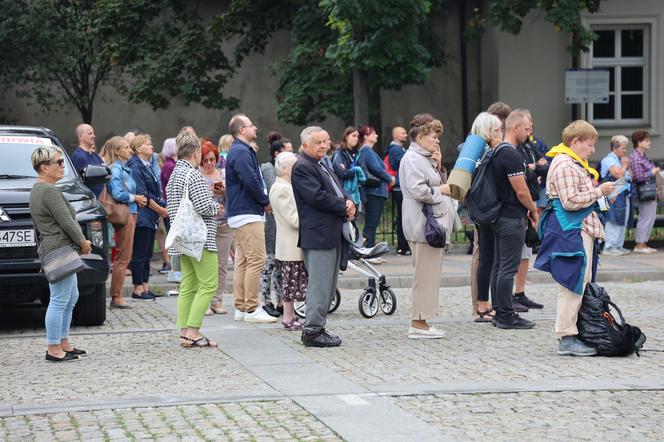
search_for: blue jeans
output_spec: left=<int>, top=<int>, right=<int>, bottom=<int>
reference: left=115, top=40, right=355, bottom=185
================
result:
left=45, top=273, right=79, bottom=345
left=131, top=227, right=156, bottom=285
left=363, top=195, right=386, bottom=247
left=604, top=198, right=630, bottom=249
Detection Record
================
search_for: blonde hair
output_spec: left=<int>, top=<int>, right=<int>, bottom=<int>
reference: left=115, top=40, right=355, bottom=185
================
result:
left=562, top=120, right=598, bottom=146
left=610, top=134, right=629, bottom=150
left=218, top=134, right=233, bottom=153
left=129, top=133, right=151, bottom=154
left=31, top=146, right=63, bottom=172
left=103, top=136, right=129, bottom=164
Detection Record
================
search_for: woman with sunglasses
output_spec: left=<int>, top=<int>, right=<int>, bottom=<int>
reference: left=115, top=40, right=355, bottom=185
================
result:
left=29, top=146, right=92, bottom=362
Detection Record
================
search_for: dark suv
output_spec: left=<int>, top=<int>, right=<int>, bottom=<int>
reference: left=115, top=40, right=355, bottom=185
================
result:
left=0, top=126, right=110, bottom=325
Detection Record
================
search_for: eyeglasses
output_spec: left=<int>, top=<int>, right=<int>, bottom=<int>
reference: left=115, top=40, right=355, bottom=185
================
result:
left=202, top=157, right=216, bottom=163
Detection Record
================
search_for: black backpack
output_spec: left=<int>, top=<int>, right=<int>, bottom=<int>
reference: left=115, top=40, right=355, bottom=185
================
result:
left=577, top=283, right=646, bottom=357
left=465, top=144, right=506, bottom=225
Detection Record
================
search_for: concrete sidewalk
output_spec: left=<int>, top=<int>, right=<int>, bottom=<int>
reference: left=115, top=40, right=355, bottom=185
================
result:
left=117, top=248, right=664, bottom=296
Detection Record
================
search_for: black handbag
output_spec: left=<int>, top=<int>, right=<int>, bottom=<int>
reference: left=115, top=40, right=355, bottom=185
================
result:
left=41, top=246, right=89, bottom=283
left=421, top=204, right=446, bottom=248
left=637, top=179, right=657, bottom=202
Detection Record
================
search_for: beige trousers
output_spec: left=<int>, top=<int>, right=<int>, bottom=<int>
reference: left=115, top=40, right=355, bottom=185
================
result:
left=554, top=230, right=594, bottom=337
left=409, top=241, right=444, bottom=321
left=110, top=214, right=136, bottom=300
left=232, top=222, right=266, bottom=312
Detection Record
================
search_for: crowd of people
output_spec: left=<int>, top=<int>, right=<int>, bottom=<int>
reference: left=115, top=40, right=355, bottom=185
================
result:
left=30, top=105, right=661, bottom=361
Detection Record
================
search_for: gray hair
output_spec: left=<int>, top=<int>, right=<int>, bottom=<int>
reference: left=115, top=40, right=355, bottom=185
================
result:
left=470, top=112, right=501, bottom=141
left=176, top=131, right=201, bottom=159
left=274, top=152, right=298, bottom=177
left=31, top=146, right=63, bottom=172
left=610, top=134, right=629, bottom=150
left=300, top=126, right=323, bottom=145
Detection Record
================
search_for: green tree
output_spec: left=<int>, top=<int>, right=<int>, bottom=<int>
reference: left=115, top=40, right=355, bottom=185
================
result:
left=0, top=0, right=238, bottom=123
left=215, top=0, right=444, bottom=127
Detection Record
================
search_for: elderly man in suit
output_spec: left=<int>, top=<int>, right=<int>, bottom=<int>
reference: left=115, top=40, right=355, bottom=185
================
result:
left=292, top=127, right=356, bottom=347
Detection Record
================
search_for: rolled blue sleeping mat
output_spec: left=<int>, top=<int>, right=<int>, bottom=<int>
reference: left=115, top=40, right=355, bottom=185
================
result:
left=448, top=134, right=486, bottom=201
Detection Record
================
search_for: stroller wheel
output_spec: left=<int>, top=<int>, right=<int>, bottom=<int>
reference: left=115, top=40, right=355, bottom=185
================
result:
left=358, top=289, right=378, bottom=318
left=293, top=288, right=341, bottom=319
left=379, top=288, right=397, bottom=315
left=329, top=288, right=341, bottom=314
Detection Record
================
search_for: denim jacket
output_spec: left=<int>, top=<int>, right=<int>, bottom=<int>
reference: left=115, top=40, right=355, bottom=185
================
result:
left=108, top=160, right=138, bottom=214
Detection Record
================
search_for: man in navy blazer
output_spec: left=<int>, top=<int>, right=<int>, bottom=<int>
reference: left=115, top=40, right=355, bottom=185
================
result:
left=292, top=127, right=356, bottom=347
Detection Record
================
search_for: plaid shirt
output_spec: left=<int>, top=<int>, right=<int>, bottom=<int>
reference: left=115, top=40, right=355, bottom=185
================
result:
left=546, top=154, right=604, bottom=239
left=630, top=149, right=655, bottom=184
left=166, top=160, right=220, bottom=255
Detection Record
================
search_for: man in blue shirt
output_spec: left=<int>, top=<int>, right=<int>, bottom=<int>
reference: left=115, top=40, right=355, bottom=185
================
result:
left=387, top=126, right=409, bottom=255
left=71, top=123, right=104, bottom=197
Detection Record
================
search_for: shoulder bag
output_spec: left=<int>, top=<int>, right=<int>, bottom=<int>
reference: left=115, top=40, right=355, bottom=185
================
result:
left=42, top=245, right=89, bottom=283
left=99, top=171, right=129, bottom=225
left=637, top=178, right=657, bottom=202
left=165, top=169, right=208, bottom=261
left=421, top=203, right=446, bottom=248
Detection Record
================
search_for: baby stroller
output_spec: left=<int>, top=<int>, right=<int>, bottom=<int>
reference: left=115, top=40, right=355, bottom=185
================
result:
left=294, top=221, right=397, bottom=319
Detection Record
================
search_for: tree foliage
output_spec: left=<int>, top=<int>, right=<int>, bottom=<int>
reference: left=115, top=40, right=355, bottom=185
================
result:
left=0, top=0, right=238, bottom=123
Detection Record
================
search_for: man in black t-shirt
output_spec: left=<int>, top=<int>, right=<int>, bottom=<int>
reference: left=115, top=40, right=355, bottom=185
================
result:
left=490, top=111, right=539, bottom=329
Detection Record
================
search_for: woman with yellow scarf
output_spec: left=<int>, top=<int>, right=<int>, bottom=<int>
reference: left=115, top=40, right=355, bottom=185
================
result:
left=534, top=120, right=615, bottom=357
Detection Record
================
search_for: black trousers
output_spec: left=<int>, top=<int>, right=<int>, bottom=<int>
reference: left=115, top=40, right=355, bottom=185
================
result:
left=476, top=223, right=495, bottom=303
left=131, top=227, right=156, bottom=285
left=490, top=217, right=526, bottom=320
left=392, top=190, right=410, bottom=252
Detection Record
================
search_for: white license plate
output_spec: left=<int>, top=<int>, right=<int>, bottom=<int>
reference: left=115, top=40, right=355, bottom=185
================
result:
left=0, top=229, right=36, bottom=247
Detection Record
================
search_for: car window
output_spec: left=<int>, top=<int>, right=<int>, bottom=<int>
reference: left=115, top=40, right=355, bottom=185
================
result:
left=0, top=135, right=76, bottom=182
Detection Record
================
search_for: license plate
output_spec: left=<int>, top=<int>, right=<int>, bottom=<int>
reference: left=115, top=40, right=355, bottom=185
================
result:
left=0, top=229, right=36, bottom=247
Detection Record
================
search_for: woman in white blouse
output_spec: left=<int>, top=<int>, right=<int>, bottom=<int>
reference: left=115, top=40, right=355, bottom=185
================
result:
left=269, top=152, right=306, bottom=330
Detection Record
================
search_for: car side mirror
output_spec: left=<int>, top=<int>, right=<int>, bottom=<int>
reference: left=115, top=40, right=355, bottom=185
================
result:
left=83, top=165, right=111, bottom=186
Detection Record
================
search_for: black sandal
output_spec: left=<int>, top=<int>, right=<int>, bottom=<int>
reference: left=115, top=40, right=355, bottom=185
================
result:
left=474, top=309, right=495, bottom=323
left=181, top=336, right=218, bottom=348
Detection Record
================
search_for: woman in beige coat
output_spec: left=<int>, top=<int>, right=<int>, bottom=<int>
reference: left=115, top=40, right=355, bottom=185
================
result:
left=270, top=152, right=306, bottom=330
left=399, top=114, right=455, bottom=339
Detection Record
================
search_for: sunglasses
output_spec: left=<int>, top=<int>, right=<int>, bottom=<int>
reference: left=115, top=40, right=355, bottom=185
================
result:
left=48, top=159, right=65, bottom=167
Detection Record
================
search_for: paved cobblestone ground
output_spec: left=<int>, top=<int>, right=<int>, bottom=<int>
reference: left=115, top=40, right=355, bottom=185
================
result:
left=0, top=401, right=340, bottom=441
left=393, top=390, right=663, bottom=441
left=1, top=331, right=271, bottom=406
left=1, top=281, right=662, bottom=440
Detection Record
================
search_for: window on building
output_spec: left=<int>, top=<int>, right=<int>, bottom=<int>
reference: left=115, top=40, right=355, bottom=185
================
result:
left=588, top=25, right=649, bottom=126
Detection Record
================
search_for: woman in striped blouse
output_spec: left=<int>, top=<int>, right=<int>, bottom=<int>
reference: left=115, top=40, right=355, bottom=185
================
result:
left=166, top=131, right=221, bottom=348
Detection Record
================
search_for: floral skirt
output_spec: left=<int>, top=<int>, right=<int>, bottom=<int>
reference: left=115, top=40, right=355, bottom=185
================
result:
left=277, top=260, right=308, bottom=302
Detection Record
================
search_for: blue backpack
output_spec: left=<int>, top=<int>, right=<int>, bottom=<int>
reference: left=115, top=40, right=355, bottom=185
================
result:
left=465, top=143, right=506, bottom=225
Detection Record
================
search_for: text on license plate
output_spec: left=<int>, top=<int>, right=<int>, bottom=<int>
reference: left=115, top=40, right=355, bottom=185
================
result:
left=0, top=229, right=36, bottom=247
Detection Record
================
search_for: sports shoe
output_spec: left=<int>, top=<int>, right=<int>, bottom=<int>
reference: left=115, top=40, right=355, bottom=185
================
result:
left=512, top=301, right=529, bottom=313
left=234, top=309, right=245, bottom=321
left=244, top=308, right=278, bottom=323
left=365, top=257, right=384, bottom=265
left=633, top=247, right=653, bottom=254
left=558, top=336, right=597, bottom=356
left=514, top=293, right=543, bottom=309
left=602, top=247, right=621, bottom=256
left=263, top=302, right=281, bottom=318
left=646, top=246, right=658, bottom=253
left=494, top=313, right=535, bottom=329
left=167, top=270, right=181, bottom=282
left=617, top=247, right=631, bottom=255
left=159, top=263, right=172, bottom=274
left=408, top=325, right=446, bottom=339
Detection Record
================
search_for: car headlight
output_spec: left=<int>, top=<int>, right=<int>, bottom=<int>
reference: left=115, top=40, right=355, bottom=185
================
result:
left=86, top=221, right=105, bottom=249
left=71, top=198, right=94, bottom=213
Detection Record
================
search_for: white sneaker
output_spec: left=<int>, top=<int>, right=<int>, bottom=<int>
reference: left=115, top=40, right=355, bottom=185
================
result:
left=408, top=326, right=446, bottom=339
left=234, top=309, right=245, bottom=321
left=633, top=247, right=653, bottom=254
left=646, top=247, right=658, bottom=253
left=365, top=257, right=384, bottom=265
left=244, top=308, right=278, bottom=323
left=167, top=271, right=181, bottom=283
left=603, top=247, right=621, bottom=256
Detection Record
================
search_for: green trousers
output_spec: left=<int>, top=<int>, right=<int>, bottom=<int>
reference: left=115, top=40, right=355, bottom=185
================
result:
left=177, top=249, right=219, bottom=329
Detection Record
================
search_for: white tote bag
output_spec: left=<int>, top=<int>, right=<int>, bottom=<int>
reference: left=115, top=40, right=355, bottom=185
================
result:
left=165, top=169, right=207, bottom=261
